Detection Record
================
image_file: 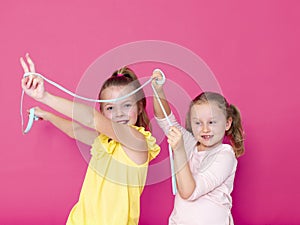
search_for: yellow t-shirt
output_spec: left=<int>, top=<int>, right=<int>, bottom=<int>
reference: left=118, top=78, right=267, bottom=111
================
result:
left=66, top=126, right=160, bottom=225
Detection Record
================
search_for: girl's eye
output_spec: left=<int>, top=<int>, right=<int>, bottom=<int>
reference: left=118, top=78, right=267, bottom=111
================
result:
left=124, top=103, right=132, bottom=108
left=106, top=106, right=113, bottom=111
left=195, top=122, right=201, bottom=125
left=209, top=121, right=216, bottom=124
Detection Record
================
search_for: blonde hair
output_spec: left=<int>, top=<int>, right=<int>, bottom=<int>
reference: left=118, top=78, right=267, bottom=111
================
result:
left=98, top=67, right=151, bottom=131
left=185, top=92, right=245, bottom=157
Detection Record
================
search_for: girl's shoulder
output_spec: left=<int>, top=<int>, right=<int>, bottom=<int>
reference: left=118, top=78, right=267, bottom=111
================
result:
left=92, top=126, right=160, bottom=152
left=90, top=133, right=118, bottom=157
left=131, top=125, right=160, bottom=161
left=197, top=144, right=236, bottom=172
left=220, top=144, right=234, bottom=153
left=211, top=144, right=236, bottom=160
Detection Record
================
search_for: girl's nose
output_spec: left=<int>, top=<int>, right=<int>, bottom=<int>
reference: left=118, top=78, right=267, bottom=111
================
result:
left=113, top=107, right=123, bottom=117
left=202, top=124, right=211, bottom=133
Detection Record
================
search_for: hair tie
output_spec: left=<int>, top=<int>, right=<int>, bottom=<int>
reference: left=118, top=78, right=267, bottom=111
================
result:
left=117, top=73, right=123, bottom=77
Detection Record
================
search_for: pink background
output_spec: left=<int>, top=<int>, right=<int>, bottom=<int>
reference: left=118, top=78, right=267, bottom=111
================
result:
left=1, top=0, right=300, bottom=224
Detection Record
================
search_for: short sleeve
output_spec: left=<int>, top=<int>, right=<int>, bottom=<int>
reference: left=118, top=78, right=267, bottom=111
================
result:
left=90, top=134, right=119, bottom=159
left=90, top=127, right=160, bottom=162
left=132, top=126, right=160, bottom=161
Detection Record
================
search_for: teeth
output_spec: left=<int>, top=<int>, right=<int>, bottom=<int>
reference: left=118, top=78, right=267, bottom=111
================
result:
left=117, top=120, right=129, bottom=124
left=202, top=135, right=212, bottom=140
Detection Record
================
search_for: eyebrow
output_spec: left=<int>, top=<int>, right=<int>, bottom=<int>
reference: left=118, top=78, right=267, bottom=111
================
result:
left=102, top=102, right=114, bottom=106
left=191, top=117, right=215, bottom=120
left=102, top=99, right=134, bottom=106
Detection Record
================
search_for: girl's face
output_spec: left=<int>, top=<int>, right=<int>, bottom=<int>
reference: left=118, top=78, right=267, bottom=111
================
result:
left=100, top=85, right=140, bottom=126
left=190, top=102, right=232, bottom=151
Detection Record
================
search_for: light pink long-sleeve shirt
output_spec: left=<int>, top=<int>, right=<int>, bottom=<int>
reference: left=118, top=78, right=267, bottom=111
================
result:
left=156, top=113, right=237, bottom=225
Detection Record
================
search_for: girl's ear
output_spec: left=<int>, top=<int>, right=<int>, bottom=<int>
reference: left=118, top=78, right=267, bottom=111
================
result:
left=225, top=117, right=233, bottom=131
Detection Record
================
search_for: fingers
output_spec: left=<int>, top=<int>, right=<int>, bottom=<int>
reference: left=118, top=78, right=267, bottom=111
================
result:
left=20, top=57, right=29, bottom=73
left=25, top=75, right=34, bottom=89
left=20, top=54, right=45, bottom=100
left=152, top=70, right=163, bottom=81
left=168, top=126, right=181, bottom=137
left=152, top=70, right=162, bottom=78
left=20, top=53, right=36, bottom=74
left=20, top=53, right=42, bottom=89
left=151, top=70, right=163, bottom=85
left=167, top=126, right=183, bottom=149
left=21, top=74, right=42, bottom=91
left=32, top=76, right=43, bottom=89
left=27, top=107, right=44, bottom=120
left=26, top=53, right=35, bottom=72
left=21, top=77, right=28, bottom=89
left=20, top=56, right=34, bottom=89
left=33, top=107, right=44, bottom=120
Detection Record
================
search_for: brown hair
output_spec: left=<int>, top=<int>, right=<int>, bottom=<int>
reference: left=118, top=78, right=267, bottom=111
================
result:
left=185, top=92, right=245, bottom=157
left=98, top=67, right=151, bottom=131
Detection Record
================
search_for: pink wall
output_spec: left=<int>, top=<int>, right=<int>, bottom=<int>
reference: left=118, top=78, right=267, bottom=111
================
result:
left=1, top=0, right=300, bottom=224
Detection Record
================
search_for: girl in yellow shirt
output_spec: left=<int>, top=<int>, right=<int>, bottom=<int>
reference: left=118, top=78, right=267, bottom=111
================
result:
left=20, top=54, right=160, bottom=225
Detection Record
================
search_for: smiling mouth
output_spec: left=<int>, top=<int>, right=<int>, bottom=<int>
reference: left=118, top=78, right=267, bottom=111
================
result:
left=201, top=135, right=213, bottom=140
left=116, top=120, right=129, bottom=124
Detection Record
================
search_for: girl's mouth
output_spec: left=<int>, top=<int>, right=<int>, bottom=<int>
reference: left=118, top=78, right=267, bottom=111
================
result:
left=116, top=120, right=129, bottom=124
left=201, top=135, right=213, bottom=140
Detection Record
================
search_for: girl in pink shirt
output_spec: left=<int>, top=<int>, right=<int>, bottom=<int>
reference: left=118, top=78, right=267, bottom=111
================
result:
left=152, top=71, right=245, bottom=225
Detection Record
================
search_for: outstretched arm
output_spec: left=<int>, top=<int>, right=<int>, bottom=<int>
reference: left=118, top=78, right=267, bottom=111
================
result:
left=152, top=70, right=171, bottom=119
left=33, top=107, right=98, bottom=146
left=20, top=54, right=147, bottom=152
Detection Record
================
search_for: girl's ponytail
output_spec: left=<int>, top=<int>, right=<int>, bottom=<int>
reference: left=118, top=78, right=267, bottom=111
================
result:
left=226, top=104, right=245, bottom=157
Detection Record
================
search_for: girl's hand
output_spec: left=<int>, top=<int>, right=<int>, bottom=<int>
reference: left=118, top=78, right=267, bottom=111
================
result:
left=29, top=106, right=49, bottom=121
left=20, top=53, right=46, bottom=101
left=167, top=126, right=184, bottom=151
left=151, top=69, right=164, bottom=91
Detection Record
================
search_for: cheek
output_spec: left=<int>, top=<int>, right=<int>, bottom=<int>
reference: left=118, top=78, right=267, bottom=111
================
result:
left=128, top=108, right=138, bottom=118
left=102, top=110, right=112, bottom=119
left=214, top=125, right=227, bottom=135
left=191, top=125, right=200, bottom=136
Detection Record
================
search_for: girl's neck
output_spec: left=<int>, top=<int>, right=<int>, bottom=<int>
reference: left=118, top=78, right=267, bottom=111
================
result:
left=196, top=142, right=222, bottom=152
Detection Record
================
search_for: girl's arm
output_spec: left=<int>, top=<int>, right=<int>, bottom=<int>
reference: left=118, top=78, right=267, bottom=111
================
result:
left=188, top=149, right=237, bottom=201
left=152, top=70, right=196, bottom=196
left=152, top=70, right=171, bottom=119
left=33, top=107, right=98, bottom=146
left=20, top=54, right=147, bottom=152
left=167, top=126, right=196, bottom=199
left=168, top=127, right=237, bottom=200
